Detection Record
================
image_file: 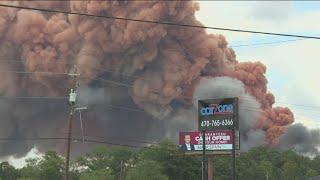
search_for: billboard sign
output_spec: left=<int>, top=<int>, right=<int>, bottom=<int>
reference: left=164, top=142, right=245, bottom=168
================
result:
left=179, top=131, right=239, bottom=153
left=198, top=98, right=238, bottom=131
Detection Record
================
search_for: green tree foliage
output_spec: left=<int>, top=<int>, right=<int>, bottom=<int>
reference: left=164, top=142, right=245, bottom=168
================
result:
left=126, top=160, right=168, bottom=180
left=76, top=146, right=133, bottom=179
left=0, top=141, right=319, bottom=180
left=79, top=169, right=114, bottom=180
left=138, top=139, right=201, bottom=180
left=19, top=151, right=64, bottom=180
left=0, top=162, right=18, bottom=180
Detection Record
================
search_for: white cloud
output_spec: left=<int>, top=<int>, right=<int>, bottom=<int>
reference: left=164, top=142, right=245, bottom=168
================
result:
left=235, top=39, right=320, bottom=101
left=196, top=1, right=320, bottom=127
left=195, top=1, right=253, bottom=42
left=294, top=114, right=320, bottom=129
left=248, top=1, right=294, bottom=24
left=196, top=1, right=320, bottom=43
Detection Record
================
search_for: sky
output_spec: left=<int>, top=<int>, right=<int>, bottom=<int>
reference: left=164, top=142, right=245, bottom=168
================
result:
left=5, top=0, right=320, bottom=168
left=196, top=1, right=320, bottom=129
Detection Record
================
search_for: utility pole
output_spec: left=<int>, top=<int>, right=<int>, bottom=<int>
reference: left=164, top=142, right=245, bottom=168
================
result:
left=65, top=102, right=74, bottom=180
left=65, top=67, right=80, bottom=180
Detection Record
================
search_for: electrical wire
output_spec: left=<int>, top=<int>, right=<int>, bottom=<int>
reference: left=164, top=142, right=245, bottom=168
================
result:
left=0, top=69, right=317, bottom=114
left=0, top=3, right=319, bottom=40
left=62, top=132, right=159, bottom=145
left=1, top=59, right=319, bottom=111
left=0, top=70, right=77, bottom=76
left=0, top=58, right=138, bottom=80
left=92, top=77, right=320, bottom=113
left=0, top=2, right=318, bottom=111
left=0, top=137, right=152, bottom=149
left=0, top=61, right=318, bottom=112
left=0, top=96, right=67, bottom=100
left=229, top=38, right=305, bottom=48
left=2, top=3, right=318, bottom=154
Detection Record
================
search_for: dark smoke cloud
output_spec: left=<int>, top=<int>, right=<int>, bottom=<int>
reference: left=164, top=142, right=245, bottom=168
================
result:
left=279, top=123, right=320, bottom=155
left=0, top=0, right=308, bottom=157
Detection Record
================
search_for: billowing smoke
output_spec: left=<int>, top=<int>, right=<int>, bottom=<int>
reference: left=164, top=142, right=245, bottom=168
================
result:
left=0, top=0, right=315, bottom=157
left=279, top=124, right=320, bottom=155
left=193, top=77, right=265, bottom=150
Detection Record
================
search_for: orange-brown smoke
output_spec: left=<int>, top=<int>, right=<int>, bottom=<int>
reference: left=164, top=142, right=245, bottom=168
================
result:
left=219, top=62, right=294, bottom=144
left=0, top=0, right=294, bottom=156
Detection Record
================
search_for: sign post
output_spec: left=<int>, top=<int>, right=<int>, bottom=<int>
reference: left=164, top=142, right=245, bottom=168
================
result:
left=178, top=98, right=239, bottom=179
left=202, top=130, right=206, bottom=180
left=232, top=98, right=238, bottom=180
left=208, top=157, right=214, bottom=180
left=197, top=98, right=239, bottom=180
left=232, top=126, right=236, bottom=180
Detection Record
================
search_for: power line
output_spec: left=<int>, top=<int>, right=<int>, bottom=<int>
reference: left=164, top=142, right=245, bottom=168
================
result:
left=0, top=93, right=291, bottom=114
left=0, top=70, right=317, bottom=113
left=70, top=133, right=159, bottom=145
left=1, top=59, right=320, bottom=111
left=93, top=77, right=320, bottom=112
left=0, top=96, right=67, bottom=100
left=0, top=67, right=318, bottom=114
left=2, top=60, right=320, bottom=111
left=0, top=3, right=319, bottom=40
left=103, top=104, right=145, bottom=113
left=0, top=137, right=147, bottom=149
left=0, top=70, right=77, bottom=76
left=0, top=3, right=318, bottom=114
left=0, top=58, right=138, bottom=80
left=229, top=38, right=305, bottom=48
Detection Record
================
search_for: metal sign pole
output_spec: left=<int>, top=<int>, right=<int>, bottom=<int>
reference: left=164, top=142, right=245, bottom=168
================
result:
left=208, top=157, right=214, bottom=180
left=232, top=98, right=238, bottom=180
left=202, top=130, right=206, bottom=180
left=198, top=98, right=238, bottom=180
left=232, top=127, right=236, bottom=180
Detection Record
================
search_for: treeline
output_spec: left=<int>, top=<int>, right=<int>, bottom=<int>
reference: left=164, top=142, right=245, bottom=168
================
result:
left=0, top=140, right=319, bottom=180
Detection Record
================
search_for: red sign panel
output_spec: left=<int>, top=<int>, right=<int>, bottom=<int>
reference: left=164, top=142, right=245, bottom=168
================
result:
left=179, top=131, right=233, bottom=152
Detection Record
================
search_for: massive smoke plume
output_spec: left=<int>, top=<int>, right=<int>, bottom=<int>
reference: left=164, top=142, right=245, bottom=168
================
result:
left=193, top=77, right=265, bottom=151
left=0, top=0, right=317, bottom=157
left=279, top=124, right=320, bottom=155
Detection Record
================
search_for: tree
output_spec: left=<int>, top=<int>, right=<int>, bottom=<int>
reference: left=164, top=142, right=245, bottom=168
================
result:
left=258, top=160, right=273, bottom=180
left=138, top=139, right=201, bottom=180
left=19, top=158, right=40, bottom=179
left=306, top=169, right=318, bottom=178
left=3, top=141, right=319, bottom=179
left=19, top=151, right=64, bottom=180
left=311, top=156, right=320, bottom=174
left=38, top=151, right=64, bottom=180
left=77, top=146, right=110, bottom=171
left=77, top=146, right=134, bottom=179
left=79, top=169, right=114, bottom=180
left=282, top=161, right=303, bottom=180
left=126, top=160, right=168, bottom=180
left=0, top=162, right=18, bottom=180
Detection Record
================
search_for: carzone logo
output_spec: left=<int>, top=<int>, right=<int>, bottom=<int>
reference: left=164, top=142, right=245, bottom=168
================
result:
left=200, top=104, right=233, bottom=116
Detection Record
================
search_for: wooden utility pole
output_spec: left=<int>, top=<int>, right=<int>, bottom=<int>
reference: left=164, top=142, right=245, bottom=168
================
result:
left=64, top=68, right=79, bottom=180
left=65, top=105, right=75, bottom=180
